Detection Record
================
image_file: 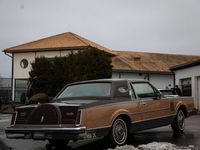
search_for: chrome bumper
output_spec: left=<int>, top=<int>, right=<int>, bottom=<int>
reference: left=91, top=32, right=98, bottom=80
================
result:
left=5, top=126, right=86, bottom=140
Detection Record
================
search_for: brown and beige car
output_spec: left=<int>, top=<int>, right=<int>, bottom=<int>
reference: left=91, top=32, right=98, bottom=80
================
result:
left=6, top=79, right=196, bottom=147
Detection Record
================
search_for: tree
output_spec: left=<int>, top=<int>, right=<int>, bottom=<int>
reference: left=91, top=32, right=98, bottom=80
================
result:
left=72, top=46, right=113, bottom=82
left=29, top=47, right=112, bottom=97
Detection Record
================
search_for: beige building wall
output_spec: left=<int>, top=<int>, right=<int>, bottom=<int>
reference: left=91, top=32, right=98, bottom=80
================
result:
left=12, top=50, right=81, bottom=101
left=174, top=65, right=200, bottom=109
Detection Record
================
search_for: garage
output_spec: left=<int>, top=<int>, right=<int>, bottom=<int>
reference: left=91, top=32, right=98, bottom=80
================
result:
left=171, top=60, right=200, bottom=110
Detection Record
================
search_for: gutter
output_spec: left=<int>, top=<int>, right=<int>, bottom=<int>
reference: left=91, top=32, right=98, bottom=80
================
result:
left=4, top=51, right=12, bottom=58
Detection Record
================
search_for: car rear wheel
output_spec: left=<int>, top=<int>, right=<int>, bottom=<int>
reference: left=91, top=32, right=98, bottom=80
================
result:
left=109, top=118, right=128, bottom=146
left=171, top=109, right=185, bottom=134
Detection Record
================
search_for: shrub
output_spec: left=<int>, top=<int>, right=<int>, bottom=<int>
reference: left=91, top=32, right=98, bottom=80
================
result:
left=29, top=47, right=112, bottom=97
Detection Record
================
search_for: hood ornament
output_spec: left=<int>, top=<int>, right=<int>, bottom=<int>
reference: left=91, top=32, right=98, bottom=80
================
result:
left=40, top=116, right=44, bottom=123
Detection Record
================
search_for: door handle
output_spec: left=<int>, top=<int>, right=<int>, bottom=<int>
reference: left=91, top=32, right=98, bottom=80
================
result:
left=141, top=102, right=147, bottom=105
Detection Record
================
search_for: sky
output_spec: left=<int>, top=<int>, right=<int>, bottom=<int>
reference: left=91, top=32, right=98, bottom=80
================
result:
left=0, top=0, right=200, bottom=78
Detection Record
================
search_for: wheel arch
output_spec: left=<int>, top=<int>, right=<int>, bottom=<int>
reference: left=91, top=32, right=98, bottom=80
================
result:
left=111, top=113, right=132, bottom=132
left=177, top=105, right=188, bottom=117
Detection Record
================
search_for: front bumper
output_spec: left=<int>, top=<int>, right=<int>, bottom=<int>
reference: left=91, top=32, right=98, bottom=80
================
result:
left=5, top=126, right=86, bottom=140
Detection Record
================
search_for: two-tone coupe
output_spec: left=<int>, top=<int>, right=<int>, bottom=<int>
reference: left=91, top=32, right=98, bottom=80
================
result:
left=6, top=79, right=196, bottom=147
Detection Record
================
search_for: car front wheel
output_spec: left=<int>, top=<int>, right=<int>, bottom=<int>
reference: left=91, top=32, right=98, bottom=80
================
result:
left=171, top=109, right=185, bottom=134
left=109, top=118, right=128, bottom=146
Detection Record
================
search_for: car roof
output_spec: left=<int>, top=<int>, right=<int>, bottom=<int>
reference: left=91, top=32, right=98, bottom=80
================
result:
left=67, top=78, right=148, bottom=85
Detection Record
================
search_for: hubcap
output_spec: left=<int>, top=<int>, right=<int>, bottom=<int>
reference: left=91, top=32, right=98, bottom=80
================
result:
left=177, top=110, right=185, bottom=130
left=112, top=119, right=127, bottom=145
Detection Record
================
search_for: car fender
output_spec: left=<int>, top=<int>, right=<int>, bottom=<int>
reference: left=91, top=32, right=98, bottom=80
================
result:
left=110, top=109, right=131, bottom=125
left=174, top=100, right=188, bottom=115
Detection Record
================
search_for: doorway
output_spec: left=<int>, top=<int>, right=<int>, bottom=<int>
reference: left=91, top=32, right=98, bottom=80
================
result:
left=197, top=77, right=200, bottom=111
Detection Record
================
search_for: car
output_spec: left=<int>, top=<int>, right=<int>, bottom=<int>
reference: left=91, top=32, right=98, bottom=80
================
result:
left=5, top=79, right=196, bottom=147
left=159, top=89, right=179, bottom=98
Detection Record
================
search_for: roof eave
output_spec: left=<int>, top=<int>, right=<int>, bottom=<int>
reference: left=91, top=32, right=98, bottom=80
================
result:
left=112, top=69, right=173, bottom=75
left=3, top=46, right=91, bottom=53
left=4, top=45, right=116, bottom=56
left=170, top=59, right=200, bottom=71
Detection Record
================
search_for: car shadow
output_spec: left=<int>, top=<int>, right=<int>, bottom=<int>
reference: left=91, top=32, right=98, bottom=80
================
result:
left=45, top=129, right=197, bottom=150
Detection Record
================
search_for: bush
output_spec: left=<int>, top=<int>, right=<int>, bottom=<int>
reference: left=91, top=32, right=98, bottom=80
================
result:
left=29, top=47, right=112, bottom=97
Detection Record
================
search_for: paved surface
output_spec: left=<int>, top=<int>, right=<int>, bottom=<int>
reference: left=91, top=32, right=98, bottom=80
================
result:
left=0, top=114, right=200, bottom=150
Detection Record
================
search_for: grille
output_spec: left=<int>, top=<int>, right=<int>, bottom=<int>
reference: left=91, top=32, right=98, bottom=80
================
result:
left=15, top=107, right=35, bottom=124
left=27, top=104, right=59, bottom=124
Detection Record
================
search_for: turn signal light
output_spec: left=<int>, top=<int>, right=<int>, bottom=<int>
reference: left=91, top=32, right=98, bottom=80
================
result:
left=75, top=110, right=81, bottom=125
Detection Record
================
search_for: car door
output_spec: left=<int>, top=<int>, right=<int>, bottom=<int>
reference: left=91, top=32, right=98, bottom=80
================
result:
left=131, top=82, right=172, bottom=128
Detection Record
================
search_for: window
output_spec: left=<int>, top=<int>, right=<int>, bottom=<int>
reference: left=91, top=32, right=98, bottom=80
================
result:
left=181, top=78, right=192, bottom=96
left=20, top=59, right=28, bottom=69
left=15, top=79, right=28, bottom=102
left=131, top=82, right=155, bottom=99
left=57, top=83, right=111, bottom=99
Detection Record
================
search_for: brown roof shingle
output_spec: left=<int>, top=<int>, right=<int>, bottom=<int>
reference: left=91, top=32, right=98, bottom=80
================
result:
left=112, top=51, right=200, bottom=73
left=4, top=32, right=115, bottom=56
left=3, top=32, right=200, bottom=74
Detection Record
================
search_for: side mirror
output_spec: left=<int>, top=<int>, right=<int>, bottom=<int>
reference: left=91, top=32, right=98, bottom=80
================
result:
left=157, top=91, right=162, bottom=99
left=155, top=91, right=162, bottom=100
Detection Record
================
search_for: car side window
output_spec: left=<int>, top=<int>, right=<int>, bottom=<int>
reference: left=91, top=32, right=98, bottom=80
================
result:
left=131, top=82, right=156, bottom=99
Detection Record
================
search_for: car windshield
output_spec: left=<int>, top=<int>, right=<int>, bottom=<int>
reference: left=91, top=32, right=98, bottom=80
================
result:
left=57, top=82, right=111, bottom=99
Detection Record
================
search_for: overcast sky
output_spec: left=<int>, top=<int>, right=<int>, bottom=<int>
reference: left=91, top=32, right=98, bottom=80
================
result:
left=0, top=0, right=200, bottom=77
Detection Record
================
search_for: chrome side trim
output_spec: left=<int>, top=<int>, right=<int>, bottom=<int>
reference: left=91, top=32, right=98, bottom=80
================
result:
left=87, top=125, right=111, bottom=131
left=132, top=114, right=176, bottom=124
left=6, top=126, right=86, bottom=131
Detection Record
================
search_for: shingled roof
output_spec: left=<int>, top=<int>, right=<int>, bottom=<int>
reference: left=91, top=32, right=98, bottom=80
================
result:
left=112, top=51, right=200, bottom=74
left=4, top=32, right=115, bottom=56
left=3, top=32, right=200, bottom=74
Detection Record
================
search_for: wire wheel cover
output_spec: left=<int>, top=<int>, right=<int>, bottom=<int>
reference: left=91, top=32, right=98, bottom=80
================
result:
left=112, top=119, right=127, bottom=145
left=177, top=110, right=185, bottom=130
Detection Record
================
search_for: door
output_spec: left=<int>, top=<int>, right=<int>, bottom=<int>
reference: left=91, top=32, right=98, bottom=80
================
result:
left=131, top=82, right=172, bottom=127
left=197, top=77, right=200, bottom=110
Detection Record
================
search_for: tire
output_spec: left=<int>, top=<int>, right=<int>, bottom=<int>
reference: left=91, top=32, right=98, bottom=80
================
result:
left=171, top=109, right=185, bottom=134
left=48, top=139, right=69, bottom=149
left=109, top=118, right=128, bottom=146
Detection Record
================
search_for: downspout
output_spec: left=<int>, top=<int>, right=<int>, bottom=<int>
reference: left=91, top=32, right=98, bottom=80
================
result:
left=147, top=73, right=150, bottom=81
left=4, top=51, right=14, bottom=102
left=172, top=71, right=176, bottom=89
left=4, top=51, right=12, bottom=58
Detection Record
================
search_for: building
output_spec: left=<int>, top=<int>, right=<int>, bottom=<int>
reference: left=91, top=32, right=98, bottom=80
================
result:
left=171, top=60, right=200, bottom=110
left=0, top=78, right=12, bottom=103
left=3, top=32, right=200, bottom=102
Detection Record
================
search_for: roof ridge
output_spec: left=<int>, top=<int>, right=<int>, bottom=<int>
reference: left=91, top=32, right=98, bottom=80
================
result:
left=114, top=50, right=200, bottom=57
left=69, top=33, right=116, bottom=56
left=4, top=32, right=69, bottom=51
left=69, top=32, right=89, bottom=46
